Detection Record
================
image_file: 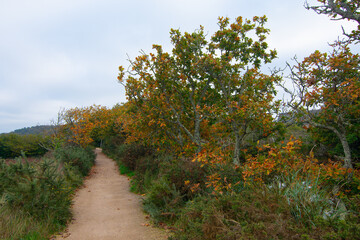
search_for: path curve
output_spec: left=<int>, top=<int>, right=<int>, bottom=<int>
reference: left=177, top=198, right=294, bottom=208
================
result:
left=54, top=148, right=168, bottom=240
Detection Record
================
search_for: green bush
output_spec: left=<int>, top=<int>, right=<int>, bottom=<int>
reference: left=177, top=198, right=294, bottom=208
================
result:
left=130, top=168, right=156, bottom=193
left=266, top=171, right=360, bottom=239
left=130, top=154, right=169, bottom=194
left=103, top=142, right=160, bottom=193
left=102, top=135, right=126, bottom=155
left=143, top=176, right=183, bottom=224
left=0, top=145, right=96, bottom=239
left=54, top=146, right=95, bottom=176
left=61, top=162, right=83, bottom=188
left=0, top=158, right=72, bottom=224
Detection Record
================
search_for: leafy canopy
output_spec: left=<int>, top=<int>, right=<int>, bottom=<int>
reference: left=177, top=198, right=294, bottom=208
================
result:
left=118, top=16, right=279, bottom=163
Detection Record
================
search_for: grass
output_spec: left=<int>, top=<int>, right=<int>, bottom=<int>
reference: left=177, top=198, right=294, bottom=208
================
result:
left=0, top=205, right=50, bottom=240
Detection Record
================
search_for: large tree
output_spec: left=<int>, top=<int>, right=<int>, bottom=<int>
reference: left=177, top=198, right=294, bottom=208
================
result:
left=119, top=16, right=279, bottom=163
left=282, top=0, right=360, bottom=170
left=284, top=44, right=360, bottom=169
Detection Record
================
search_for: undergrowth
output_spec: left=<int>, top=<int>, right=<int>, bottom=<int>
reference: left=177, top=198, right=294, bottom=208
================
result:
left=103, top=141, right=360, bottom=240
left=0, top=145, right=96, bottom=239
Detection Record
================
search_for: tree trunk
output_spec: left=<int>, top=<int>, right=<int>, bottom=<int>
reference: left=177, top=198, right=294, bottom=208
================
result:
left=233, top=132, right=241, bottom=165
left=232, top=120, right=241, bottom=165
left=312, top=122, right=353, bottom=169
left=194, top=113, right=202, bottom=153
left=338, top=132, right=353, bottom=169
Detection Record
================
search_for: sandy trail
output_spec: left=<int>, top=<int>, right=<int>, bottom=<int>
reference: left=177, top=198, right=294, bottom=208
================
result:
left=54, top=148, right=168, bottom=240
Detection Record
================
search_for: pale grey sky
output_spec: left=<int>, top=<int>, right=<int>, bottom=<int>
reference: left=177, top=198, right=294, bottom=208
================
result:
left=0, top=0, right=357, bottom=133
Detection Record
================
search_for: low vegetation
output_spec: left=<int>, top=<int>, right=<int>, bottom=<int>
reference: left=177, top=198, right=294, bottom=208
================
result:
left=0, top=145, right=95, bottom=239
left=0, top=133, right=49, bottom=159
left=102, top=139, right=360, bottom=240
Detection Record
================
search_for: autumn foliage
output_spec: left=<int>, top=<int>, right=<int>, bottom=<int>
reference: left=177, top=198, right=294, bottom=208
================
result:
left=45, top=12, right=360, bottom=239
left=58, top=105, right=123, bottom=147
left=118, top=16, right=280, bottom=165
left=243, top=137, right=356, bottom=185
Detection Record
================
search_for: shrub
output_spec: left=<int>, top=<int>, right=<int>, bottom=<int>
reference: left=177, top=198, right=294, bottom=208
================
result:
left=0, top=158, right=72, bottom=224
left=54, top=146, right=95, bottom=176
left=172, top=189, right=297, bottom=240
left=118, top=143, right=152, bottom=171
left=130, top=168, right=156, bottom=193
left=143, top=176, right=183, bottom=224
left=0, top=145, right=96, bottom=239
left=102, top=135, right=126, bottom=155
left=171, top=186, right=350, bottom=240
left=161, top=157, right=207, bottom=198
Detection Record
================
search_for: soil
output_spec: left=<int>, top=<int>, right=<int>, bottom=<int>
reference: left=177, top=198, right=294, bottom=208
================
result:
left=53, top=148, right=169, bottom=240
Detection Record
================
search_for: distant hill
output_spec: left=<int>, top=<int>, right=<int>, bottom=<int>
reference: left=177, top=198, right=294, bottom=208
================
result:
left=11, top=125, right=55, bottom=135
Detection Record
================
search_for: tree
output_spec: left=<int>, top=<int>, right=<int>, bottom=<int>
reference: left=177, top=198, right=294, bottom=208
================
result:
left=118, top=16, right=279, bottom=163
left=284, top=43, right=360, bottom=169
left=305, top=0, right=360, bottom=42
left=208, top=16, right=279, bottom=163
left=59, top=105, right=111, bottom=147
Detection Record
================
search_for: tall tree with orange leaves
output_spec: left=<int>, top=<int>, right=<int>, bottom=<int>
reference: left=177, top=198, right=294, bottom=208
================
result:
left=118, top=16, right=280, bottom=163
left=60, top=105, right=112, bottom=147
left=284, top=43, right=360, bottom=170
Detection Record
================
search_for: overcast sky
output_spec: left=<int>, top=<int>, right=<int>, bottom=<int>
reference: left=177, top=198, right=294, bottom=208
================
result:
left=0, top=0, right=357, bottom=133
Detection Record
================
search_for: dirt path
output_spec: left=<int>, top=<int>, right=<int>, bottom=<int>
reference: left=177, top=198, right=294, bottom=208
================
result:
left=54, top=148, right=169, bottom=240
